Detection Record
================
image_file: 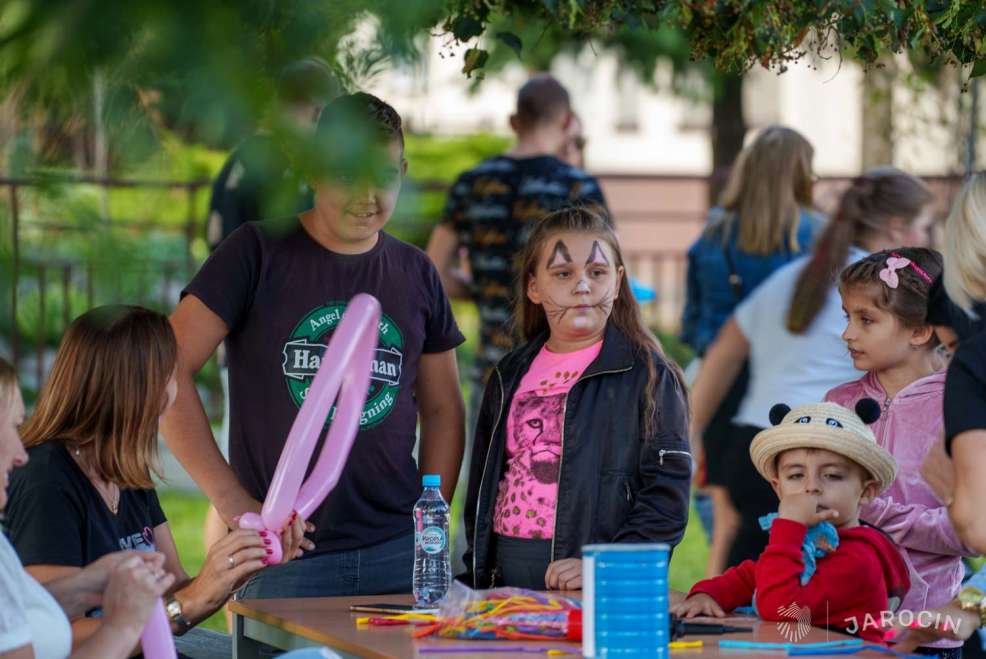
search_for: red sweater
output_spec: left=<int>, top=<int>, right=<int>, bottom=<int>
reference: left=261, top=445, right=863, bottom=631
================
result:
left=689, top=518, right=910, bottom=644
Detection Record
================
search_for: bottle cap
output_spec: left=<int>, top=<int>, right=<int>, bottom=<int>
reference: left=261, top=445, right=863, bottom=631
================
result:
left=422, top=474, right=441, bottom=488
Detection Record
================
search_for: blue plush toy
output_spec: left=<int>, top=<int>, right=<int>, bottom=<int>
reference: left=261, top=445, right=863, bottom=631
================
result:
left=759, top=512, right=840, bottom=586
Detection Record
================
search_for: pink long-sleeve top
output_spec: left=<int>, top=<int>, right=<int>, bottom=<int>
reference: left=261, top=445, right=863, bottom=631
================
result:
left=826, top=370, right=975, bottom=649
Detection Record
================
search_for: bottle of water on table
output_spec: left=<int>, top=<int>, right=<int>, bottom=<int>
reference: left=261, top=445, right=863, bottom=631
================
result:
left=413, top=474, right=450, bottom=606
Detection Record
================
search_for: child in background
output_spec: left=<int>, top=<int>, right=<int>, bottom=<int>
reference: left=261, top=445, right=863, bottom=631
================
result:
left=672, top=401, right=910, bottom=645
left=461, top=207, right=691, bottom=591
left=826, top=248, right=975, bottom=658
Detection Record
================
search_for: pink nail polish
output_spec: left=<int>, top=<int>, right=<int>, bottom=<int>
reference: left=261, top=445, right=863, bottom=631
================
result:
left=263, top=539, right=271, bottom=545
left=261, top=558, right=269, bottom=566
left=265, top=548, right=273, bottom=555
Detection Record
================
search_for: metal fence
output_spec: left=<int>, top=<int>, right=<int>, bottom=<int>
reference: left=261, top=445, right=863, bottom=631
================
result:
left=3, top=175, right=210, bottom=389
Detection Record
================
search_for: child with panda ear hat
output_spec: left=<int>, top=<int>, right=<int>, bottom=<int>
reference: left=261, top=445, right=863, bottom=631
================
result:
left=672, top=400, right=911, bottom=646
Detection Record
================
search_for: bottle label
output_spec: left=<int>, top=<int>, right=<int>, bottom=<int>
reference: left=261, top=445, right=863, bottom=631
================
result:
left=418, top=526, right=446, bottom=554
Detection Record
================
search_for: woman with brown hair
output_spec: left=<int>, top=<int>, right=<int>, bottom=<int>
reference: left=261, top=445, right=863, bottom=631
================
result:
left=0, top=355, right=174, bottom=659
left=4, top=306, right=271, bottom=659
left=689, top=167, right=936, bottom=568
left=681, top=125, right=820, bottom=577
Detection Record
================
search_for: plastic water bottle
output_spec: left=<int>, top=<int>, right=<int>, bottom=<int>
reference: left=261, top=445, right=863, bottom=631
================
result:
left=413, top=474, right=451, bottom=606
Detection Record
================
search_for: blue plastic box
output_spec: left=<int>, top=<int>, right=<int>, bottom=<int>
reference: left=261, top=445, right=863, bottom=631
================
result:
left=582, top=544, right=670, bottom=658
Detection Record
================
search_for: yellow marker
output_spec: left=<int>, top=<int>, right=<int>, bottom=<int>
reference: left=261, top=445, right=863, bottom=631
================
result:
left=669, top=640, right=704, bottom=649
left=546, top=651, right=575, bottom=657
left=355, top=617, right=370, bottom=625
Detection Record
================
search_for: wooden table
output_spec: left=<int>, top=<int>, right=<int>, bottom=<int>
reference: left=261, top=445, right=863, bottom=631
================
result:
left=230, top=593, right=888, bottom=658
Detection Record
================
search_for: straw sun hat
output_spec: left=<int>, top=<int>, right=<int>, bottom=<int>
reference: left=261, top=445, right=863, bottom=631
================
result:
left=749, top=400, right=898, bottom=493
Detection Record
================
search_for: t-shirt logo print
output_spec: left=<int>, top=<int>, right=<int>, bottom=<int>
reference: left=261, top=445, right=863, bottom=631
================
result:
left=281, top=302, right=404, bottom=429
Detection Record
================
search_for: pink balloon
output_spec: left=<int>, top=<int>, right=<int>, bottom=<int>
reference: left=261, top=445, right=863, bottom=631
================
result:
left=239, top=294, right=381, bottom=564
left=140, top=599, right=177, bottom=659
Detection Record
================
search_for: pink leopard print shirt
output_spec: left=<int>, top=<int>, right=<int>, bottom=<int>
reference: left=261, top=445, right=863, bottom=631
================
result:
left=493, top=340, right=603, bottom=539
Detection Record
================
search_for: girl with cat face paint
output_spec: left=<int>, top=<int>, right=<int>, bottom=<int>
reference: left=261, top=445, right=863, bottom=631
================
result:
left=460, top=207, right=692, bottom=591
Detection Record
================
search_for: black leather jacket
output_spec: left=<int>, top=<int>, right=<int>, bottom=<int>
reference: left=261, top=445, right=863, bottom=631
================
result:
left=461, top=323, right=692, bottom=588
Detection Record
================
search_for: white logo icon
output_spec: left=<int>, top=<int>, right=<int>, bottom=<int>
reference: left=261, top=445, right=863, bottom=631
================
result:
left=776, top=603, right=812, bottom=643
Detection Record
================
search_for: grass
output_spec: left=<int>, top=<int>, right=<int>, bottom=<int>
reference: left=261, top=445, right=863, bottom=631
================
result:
left=158, top=491, right=229, bottom=633
left=158, top=490, right=710, bottom=634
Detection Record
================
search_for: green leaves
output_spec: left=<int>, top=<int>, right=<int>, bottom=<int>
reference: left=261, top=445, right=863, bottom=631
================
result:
left=5, top=0, right=986, bottom=159
left=495, top=31, right=523, bottom=57
left=439, top=0, right=986, bottom=75
left=462, top=47, right=489, bottom=77
left=450, top=14, right=485, bottom=41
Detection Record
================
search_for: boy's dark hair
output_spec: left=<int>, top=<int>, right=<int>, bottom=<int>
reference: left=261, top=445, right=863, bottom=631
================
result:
left=316, top=92, right=404, bottom=150
left=514, top=74, right=571, bottom=129
left=840, top=248, right=943, bottom=337
left=277, top=57, right=337, bottom=106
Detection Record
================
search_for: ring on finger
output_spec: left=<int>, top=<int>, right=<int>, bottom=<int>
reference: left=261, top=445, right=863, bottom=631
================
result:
left=227, top=555, right=236, bottom=570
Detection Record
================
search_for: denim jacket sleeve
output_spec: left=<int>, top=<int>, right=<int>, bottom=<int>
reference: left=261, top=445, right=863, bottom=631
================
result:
left=680, top=245, right=701, bottom=350
left=613, top=360, right=692, bottom=547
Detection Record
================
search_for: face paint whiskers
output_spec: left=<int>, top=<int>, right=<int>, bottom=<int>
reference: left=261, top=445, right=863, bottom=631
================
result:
left=542, top=290, right=617, bottom=324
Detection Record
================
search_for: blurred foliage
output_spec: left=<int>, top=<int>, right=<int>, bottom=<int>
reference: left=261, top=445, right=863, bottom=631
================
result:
left=2, top=131, right=505, bottom=411
left=444, top=2, right=986, bottom=80
left=471, top=7, right=708, bottom=99
left=656, top=328, right=694, bottom=371
left=0, top=1, right=446, bottom=148
left=389, top=132, right=510, bottom=247
left=1, top=1, right=983, bottom=174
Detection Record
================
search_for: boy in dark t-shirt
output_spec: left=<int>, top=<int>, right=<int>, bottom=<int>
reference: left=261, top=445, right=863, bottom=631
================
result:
left=164, top=93, right=466, bottom=598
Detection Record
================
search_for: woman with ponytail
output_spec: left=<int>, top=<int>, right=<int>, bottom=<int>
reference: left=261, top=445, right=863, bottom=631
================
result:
left=681, top=126, right=821, bottom=578
left=689, top=167, right=935, bottom=567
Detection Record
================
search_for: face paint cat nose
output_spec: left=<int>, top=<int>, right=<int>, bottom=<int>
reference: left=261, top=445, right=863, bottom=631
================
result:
left=573, top=278, right=591, bottom=294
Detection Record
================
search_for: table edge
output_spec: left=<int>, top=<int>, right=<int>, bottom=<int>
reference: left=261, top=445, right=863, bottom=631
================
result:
left=230, top=600, right=396, bottom=659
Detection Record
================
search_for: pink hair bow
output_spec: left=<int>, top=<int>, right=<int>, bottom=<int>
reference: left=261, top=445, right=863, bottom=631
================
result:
left=879, top=256, right=911, bottom=289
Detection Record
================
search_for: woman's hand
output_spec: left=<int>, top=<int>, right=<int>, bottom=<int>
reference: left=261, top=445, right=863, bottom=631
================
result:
left=179, top=529, right=269, bottom=619
left=545, top=559, right=583, bottom=590
left=101, top=556, right=175, bottom=635
left=279, top=511, right=315, bottom=563
left=43, top=551, right=169, bottom=620
left=75, top=551, right=166, bottom=611
left=670, top=593, right=726, bottom=619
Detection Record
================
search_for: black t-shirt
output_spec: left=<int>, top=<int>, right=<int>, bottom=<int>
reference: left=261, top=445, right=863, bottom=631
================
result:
left=945, top=330, right=986, bottom=455
left=441, top=155, right=608, bottom=383
left=206, top=134, right=314, bottom=251
left=183, top=219, right=465, bottom=554
left=4, top=442, right=167, bottom=566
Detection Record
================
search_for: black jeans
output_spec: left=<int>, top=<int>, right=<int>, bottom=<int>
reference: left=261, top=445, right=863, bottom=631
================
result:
left=493, top=534, right=553, bottom=590
left=724, top=423, right=779, bottom=568
left=704, top=362, right=749, bottom=486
